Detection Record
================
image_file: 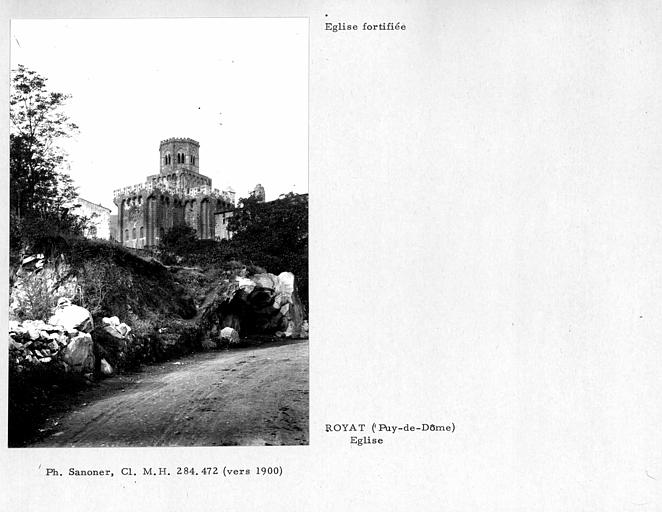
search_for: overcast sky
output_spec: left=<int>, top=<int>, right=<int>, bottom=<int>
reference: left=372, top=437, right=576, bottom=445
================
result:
left=10, top=18, right=308, bottom=209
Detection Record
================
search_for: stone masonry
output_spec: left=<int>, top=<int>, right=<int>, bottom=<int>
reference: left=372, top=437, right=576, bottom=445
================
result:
left=113, top=138, right=236, bottom=248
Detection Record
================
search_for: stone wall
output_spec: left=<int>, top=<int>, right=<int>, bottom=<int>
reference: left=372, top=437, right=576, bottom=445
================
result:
left=75, top=198, right=112, bottom=240
left=159, top=137, right=200, bottom=175
left=112, top=137, right=236, bottom=248
left=9, top=320, right=95, bottom=373
left=215, top=210, right=234, bottom=240
left=114, top=188, right=231, bottom=247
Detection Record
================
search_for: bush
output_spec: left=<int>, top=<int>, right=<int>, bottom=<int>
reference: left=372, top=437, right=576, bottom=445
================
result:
left=10, top=272, right=56, bottom=321
left=78, top=256, right=134, bottom=318
left=160, top=224, right=198, bottom=262
left=228, top=193, right=308, bottom=307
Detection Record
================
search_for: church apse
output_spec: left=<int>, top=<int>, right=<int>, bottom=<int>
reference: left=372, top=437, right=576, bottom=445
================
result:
left=113, top=138, right=236, bottom=248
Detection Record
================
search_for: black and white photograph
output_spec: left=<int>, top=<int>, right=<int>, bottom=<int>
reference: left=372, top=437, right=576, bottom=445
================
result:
left=4, top=1, right=662, bottom=511
left=7, top=18, right=308, bottom=447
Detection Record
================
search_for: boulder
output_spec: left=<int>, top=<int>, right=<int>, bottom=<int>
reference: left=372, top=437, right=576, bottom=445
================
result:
left=236, top=276, right=257, bottom=293
left=48, top=299, right=93, bottom=333
left=100, top=358, right=114, bottom=376
left=252, top=273, right=279, bottom=290
left=103, top=323, right=131, bottom=340
left=101, top=317, right=131, bottom=339
left=116, top=323, right=132, bottom=337
left=21, top=254, right=44, bottom=269
left=9, top=336, right=23, bottom=351
left=219, top=327, right=240, bottom=346
left=61, top=332, right=95, bottom=373
left=102, top=316, right=120, bottom=327
left=277, top=272, right=295, bottom=302
left=10, top=325, right=27, bottom=338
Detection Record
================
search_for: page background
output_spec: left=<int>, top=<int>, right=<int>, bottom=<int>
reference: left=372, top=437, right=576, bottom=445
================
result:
left=2, top=1, right=662, bottom=510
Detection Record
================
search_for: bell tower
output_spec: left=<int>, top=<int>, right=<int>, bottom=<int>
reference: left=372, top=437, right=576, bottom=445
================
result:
left=159, top=137, right=200, bottom=175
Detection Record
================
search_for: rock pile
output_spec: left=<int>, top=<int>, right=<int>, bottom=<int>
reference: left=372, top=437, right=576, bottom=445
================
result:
left=8, top=302, right=127, bottom=376
left=101, top=316, right=132, bottom=339
left=8, top=319, right=93, bottom=372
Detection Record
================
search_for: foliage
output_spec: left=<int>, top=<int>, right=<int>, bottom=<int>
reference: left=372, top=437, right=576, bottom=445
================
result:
left=78, top=256, right=134, bottom=317
left=64, top=238, right=197, bottom=321
left=228, top=193, right=309, bottom=304
left=10, top=65, right=86, bottom=252
left=228, top=193, right=308, bottom=253
left=10, top=272, right=57, bottom=322
left=159, top=224, right=199, bottom=262
left=155, top=193, right=308, bottom=304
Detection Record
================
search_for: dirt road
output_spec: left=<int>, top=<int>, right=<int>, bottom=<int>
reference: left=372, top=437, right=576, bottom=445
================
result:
left=31, top=339, right=308, bottom=447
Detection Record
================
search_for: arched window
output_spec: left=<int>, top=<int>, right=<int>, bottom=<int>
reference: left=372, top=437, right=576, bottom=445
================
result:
left=139, top=226, right=144, bottom=238
left=132, top=227, right=136, bottom=239
left=191, top=155, right=195, bottom=165
left=124, top=229, right=129, bottom=240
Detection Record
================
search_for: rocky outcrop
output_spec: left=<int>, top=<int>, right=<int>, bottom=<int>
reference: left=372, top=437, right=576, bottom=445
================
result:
left=9, top=254, right=78, bottom=321
left=199, top=271, right=307, bottom=344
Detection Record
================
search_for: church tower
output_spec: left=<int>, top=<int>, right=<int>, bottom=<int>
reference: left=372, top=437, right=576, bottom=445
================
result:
left=160, top=138, right=200, bottom=174
left=113, top=137, right=236, bottom=248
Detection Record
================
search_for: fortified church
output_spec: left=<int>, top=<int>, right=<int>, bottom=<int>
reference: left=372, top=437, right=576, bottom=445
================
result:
left=113, top=137, right=239, bottom=249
